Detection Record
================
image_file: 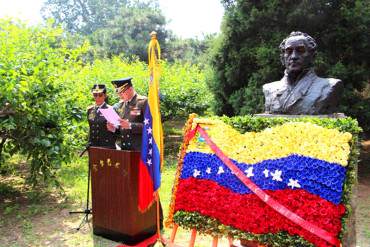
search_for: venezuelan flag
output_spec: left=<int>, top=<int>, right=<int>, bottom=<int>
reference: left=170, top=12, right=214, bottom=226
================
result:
left=138, top=33, right=163, bottom=212
left=172, top=120, right=352, bottom=247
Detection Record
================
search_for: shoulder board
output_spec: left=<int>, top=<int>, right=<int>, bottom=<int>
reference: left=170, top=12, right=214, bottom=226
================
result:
left=136, top=94, right=148, bottom=101
left=87, top=105, right=95, bottom=110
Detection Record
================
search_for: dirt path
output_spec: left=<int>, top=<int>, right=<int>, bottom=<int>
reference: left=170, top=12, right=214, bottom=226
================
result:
left=357, top=140, right=370, bottom=247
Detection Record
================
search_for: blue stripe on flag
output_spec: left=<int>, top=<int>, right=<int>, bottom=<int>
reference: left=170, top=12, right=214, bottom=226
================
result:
left=180, top=152, right=346, bottom=204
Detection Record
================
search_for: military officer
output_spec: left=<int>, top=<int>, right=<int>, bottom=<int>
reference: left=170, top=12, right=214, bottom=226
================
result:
left=107, top=77, right=147, bottom=151
left=87, top=84, right=116, bottom=149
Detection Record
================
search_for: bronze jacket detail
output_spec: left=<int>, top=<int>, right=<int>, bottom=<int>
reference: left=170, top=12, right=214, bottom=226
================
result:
left=263, top=70, right=343, bottom=115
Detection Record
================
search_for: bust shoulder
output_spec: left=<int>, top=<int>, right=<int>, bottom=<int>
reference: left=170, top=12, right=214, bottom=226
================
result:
left=312, top=76, right=343, bottom=94
left=263, top=80, right=286, bottom=95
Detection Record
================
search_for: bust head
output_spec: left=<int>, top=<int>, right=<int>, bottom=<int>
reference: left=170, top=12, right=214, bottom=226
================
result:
left=262, top=31, right=343, bottom=115
left=279, top=31, right=317, bottom=82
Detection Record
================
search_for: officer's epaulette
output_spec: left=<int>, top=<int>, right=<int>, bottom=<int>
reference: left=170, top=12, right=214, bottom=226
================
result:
left=137, top=95, right=148, bottom=100
left=87, top=105, right=95, bottom=111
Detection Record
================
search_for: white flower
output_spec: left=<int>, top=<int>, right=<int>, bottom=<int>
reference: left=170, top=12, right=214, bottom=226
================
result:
left=271, top=169, right=283, bottom=182
left=287, top=178, right=301, bottom=189
left=244, top=167, right=254, bottom=177
left=217, top=166, right=225, bottom=175
left=193, top=169, right=201, bottom=178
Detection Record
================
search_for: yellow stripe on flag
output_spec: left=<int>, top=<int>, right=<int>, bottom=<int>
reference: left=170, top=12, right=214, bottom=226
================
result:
left=148, top=31, right=164, bottom=169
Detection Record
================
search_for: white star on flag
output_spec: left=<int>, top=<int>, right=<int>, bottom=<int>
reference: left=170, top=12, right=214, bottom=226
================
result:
left=144, top=118, right=150, bottom=125
left=217, top=166, right=225, bottom=175
left=149, top=148, right=152, bottom=155
left=244, top=167, right=254, bottom=177
left=206, top=167, right=212, bottom=174
left=147, top=127, right=152, bottom=134
left=288, top=178, right=301, bottom=189
left=271, top=169, right=283, bottom=182
left=193, top=169, right=201, bottom=178
left=149, top=137, right=153, bottom=144
left=263, top=169, right=269, bottom=178
left=147, top=158, right=152, bottom=166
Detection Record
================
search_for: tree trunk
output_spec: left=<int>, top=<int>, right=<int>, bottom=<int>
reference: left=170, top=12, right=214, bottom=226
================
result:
left=0, top=137, right=7, bottom=166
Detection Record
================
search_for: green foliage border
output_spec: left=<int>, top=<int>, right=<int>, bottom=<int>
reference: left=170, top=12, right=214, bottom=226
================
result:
left=173, top=115, right=361, bottom=246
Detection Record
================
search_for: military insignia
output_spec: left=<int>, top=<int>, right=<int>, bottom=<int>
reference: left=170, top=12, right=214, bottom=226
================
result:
left=115, top=162, right=120, bottom=168
left=88, top=110, right=96, bottom=120
left=107, top=158, right=112, bottom=166
left=100, top=160, right=105, bottom=167
left=117, top=107, right=124, bottom=116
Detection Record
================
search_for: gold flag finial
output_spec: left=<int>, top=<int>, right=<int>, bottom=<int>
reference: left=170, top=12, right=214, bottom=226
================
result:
left=148, top=31, right=161, bottom=69
left=150, top=31, right=157, bottom=38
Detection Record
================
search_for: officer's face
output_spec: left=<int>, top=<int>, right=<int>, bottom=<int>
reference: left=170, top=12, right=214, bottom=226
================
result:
left=283, top=36, right=313, bottom=74
left=118, top=86, right=133, bottom=101
left=93, top=92, right=106, bottom=105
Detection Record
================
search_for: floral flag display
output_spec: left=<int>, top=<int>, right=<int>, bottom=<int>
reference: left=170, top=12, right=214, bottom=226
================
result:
left=166, top=115, right=360, bottom=247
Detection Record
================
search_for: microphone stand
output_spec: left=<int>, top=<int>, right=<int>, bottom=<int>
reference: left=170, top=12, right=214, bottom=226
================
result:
left=69, top=145, right=92, bottom=231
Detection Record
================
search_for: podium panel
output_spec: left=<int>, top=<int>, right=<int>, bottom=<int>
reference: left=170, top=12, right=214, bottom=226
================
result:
left=89, top=147, right=156, bottom=245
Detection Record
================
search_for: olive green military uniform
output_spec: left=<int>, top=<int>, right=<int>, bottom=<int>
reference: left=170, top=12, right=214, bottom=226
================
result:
left=113, top=94, right=148, bottom=151
left=87, top=102, right=116, bottom=149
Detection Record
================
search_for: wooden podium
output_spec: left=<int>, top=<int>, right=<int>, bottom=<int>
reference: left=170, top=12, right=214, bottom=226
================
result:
left=89, top=147, right=157, bottom=245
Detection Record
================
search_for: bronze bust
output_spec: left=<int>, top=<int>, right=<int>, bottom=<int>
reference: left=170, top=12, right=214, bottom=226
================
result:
left=263, top=31, right=343, bottom=115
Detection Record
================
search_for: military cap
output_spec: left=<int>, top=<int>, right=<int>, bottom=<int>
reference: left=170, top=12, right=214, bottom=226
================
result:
left=111, top=77, right=133, bottom=93
left=91, top=84, right=106, bottom=93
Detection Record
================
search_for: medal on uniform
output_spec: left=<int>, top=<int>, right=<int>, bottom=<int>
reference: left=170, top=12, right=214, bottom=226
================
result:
left=88, top=110, right=96, bottom=120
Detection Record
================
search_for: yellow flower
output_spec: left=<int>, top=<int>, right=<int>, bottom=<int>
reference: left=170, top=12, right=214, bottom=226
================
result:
left=186, top=119, right=352, bottom=166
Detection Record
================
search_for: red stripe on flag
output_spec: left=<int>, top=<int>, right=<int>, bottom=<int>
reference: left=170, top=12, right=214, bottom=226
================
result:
left=138, top=159, right=154, bottom=212
left=175, top=178, right=344, bottom=247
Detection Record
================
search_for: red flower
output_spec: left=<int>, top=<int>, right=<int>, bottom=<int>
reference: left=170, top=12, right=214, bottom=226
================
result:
left=174, top=178, right=344, bottom=247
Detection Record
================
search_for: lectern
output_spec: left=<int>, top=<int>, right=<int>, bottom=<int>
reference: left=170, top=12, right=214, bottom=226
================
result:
left=89, top=147, right=156, bottom=245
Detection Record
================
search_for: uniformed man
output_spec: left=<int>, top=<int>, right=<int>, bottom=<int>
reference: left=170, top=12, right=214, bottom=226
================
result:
left=107, top=77, right=148, bottom=151
left=87, top=84, right=116, bottom=149
left=107, top=77, right=164, bottom=232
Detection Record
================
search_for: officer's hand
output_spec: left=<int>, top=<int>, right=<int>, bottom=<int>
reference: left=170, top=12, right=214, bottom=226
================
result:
left=107, top=122, right=116, bottom=132
left=119, top=119, right=131, bottom=129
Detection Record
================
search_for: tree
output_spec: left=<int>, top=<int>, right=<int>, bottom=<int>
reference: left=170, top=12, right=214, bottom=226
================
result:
left=90, top=1, right=168, bottom=60
left=0, top=20, right=89, bottom=184
left=42, top=0, right=170, bottom=60
left=41, top=0, right=129, bottom=35
left=164, top=34, right=217, bottom=65
left=210, top=0, right=370, bottom=132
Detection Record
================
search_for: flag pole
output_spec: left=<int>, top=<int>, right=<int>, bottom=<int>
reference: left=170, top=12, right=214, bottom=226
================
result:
left=155, top=191, right=161, bottom=244
left=148, top=31, right=163, bottom=246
